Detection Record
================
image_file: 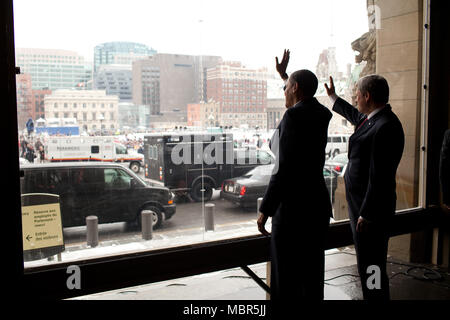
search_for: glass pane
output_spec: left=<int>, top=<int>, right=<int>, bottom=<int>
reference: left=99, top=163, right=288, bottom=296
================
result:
left=14, top=0, right=422, bottom=269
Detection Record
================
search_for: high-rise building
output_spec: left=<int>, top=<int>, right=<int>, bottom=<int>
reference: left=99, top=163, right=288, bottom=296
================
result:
left=206, top=62, right=267, bottom=129
left=94, top=42, right=156, bottom=74
left=132, top=53, right=222, bottom=116
left=15, top=48, right=92, bottom=90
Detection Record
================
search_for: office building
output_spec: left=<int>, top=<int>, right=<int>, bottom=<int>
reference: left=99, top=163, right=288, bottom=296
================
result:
left=94, top=64, right=133, bottom=102
left=15, top=48, right=92, bottom=90
left=94, top=41, right=156, bottom=74
left=132, top=53, right=222, bottom=116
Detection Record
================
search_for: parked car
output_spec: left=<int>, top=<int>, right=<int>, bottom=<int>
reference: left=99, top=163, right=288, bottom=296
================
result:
left=20, top=162, right=175, bottom=229
left=325, top=153, right=348, bottom=175
left=220, top=164, right=274, bottom=208
left=220, top=164, right=339, bottom=208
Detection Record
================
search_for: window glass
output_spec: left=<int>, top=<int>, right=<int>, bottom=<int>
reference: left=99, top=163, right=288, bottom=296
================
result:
left=14, top=0, right=422, bottom=269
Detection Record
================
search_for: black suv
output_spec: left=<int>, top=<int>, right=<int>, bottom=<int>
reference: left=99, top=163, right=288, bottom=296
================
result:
left=20, top=162, right=175, bottom=229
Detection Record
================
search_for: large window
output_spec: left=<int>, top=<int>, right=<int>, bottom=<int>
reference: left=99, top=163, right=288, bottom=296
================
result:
left=14, top=0, right=424, bottom=287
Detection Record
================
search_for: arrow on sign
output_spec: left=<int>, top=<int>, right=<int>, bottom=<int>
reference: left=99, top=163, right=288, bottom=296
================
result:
left=26, top=235, right=33, bottom=241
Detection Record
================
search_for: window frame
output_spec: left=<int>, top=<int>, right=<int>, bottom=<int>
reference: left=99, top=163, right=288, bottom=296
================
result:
left=4, top=0, right=448, bottom=300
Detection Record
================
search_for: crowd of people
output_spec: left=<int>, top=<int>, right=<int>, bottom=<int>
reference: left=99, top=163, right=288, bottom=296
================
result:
left=19, top=135, right=46, bottom=163
left=121, top=138, right=144, bottom=154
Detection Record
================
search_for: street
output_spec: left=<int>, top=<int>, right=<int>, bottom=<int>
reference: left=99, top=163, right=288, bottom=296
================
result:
left=62, top=185, right=261, bottom=247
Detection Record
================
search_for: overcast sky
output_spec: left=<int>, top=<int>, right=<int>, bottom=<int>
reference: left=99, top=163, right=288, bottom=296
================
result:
left=13, top=0, right=369, bottom=74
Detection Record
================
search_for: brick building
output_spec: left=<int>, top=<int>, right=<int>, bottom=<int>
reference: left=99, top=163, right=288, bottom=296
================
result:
left=206, top=62, right=267, bottom=129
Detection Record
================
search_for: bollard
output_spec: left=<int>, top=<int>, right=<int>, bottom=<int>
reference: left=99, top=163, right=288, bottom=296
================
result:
left=86, top=215, right=98, bottom=247
left=257, top=197, right=263, bottom=218
left=204, top=203, right=215, bottom=231
left=141, top=210, right=154, bottom=240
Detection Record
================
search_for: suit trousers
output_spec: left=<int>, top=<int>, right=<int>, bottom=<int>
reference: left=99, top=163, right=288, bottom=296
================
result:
left=269, top=214, right=329, bottom=307
left=349, top=218, right=390, bottom=300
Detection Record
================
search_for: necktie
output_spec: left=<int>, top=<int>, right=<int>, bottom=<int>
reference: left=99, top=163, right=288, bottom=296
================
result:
left=356, top=117, right=368, bottom=131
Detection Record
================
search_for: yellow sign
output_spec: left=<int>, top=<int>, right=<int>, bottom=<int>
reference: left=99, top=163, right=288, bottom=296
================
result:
left=21, top=203, right=64, bottom=251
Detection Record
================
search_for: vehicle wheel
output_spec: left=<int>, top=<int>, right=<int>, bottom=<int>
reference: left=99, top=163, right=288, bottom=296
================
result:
left=137, top=205, right=163, bottom=230
left=130, top=161, right=140, bottom=173
left=333, top=149, right=340, bottom=158
left=190, top=180, right=213, bottom=202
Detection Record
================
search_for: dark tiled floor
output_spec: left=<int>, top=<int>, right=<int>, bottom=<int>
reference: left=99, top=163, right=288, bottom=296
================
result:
left=325, top=256, right=450, bottom=300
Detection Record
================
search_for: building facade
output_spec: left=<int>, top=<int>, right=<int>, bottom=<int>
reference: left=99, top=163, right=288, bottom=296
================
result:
left=206, top=62, right=268, bottom=129
left=31, top=88, right=52, bottom=121
left=16, top=73, right=33, bottom=130
left=44, top=90, right=119, bottom=134
left=187, top=101, right=220, bottom=128
left=94, top=42, right=156, bottom=74
left=266, top=98, right=285, bottom=130
left=15, top=48, right=92, bottom=90
left=94, top=64, right=133, bottom=102
left=118, top=102, right=150, bottom=130
left=132, top=53, right=222, bottom=117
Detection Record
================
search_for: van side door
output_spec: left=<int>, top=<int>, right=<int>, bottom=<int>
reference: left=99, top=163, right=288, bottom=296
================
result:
left=103, top=167, right=135, bottom=223
left=69, top=167, right=106, bottom=226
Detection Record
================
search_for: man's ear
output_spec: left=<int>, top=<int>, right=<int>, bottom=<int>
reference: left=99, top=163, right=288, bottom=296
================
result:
left=293, top=82, right=299, bottom=94
left=364, top=91, right=371, bottom=103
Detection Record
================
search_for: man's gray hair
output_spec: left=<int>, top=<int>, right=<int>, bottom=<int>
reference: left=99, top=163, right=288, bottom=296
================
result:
left=357, top=74, right=390, bottom=105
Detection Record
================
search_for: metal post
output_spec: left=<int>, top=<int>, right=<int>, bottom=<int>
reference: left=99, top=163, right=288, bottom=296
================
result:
left=204, top=203, right=215, bottom=231
left=141, top=210, right=153, bottom=240
left=86, top=215, right=98, bottom=247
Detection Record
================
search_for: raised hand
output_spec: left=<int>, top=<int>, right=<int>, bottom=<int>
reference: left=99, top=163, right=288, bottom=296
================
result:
left=275, top=49, right=290, bottom=80
left=324, top=76, right=336, bottom=96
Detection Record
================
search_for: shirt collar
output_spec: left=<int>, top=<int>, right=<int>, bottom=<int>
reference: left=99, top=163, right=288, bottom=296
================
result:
left=367, top=105, right=386, bottom=119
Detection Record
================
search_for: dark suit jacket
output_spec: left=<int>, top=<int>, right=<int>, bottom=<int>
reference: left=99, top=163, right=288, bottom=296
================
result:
left=333, top=97, right=405, bottom=222
left=260, top=97, right=333, bottom=227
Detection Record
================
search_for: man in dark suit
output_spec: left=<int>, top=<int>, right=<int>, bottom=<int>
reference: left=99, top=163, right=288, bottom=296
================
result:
left=325, top=75, right=405, bottom=300
left=258, top=50, right=333, bottom=305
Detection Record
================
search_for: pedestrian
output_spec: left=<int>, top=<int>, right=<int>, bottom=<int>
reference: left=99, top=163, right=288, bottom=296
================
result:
left=19, top=135, right=28, bottom=158
left=38, top=145, right=45, bottom=163
left=257, top=49, right=332, bottom=309
left=325, top=74, right=405, bottom=300
left=34, top=138, right=43, bottom=152
left=440, top=129, right=450, bottom=210
left=25, top=143, right=36, bottom=163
